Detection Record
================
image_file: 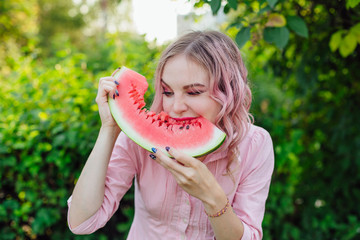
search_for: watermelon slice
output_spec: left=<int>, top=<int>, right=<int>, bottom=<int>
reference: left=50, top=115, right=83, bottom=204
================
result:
left=108, top=67, right=226, bottom=157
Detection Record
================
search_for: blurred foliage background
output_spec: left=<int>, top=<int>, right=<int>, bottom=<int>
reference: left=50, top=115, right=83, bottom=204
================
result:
left=0, top=0, right=359, bottom=239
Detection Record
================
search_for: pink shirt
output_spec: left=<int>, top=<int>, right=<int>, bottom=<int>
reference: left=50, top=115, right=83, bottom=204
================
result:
left=67, top=124, right=274, bottom=239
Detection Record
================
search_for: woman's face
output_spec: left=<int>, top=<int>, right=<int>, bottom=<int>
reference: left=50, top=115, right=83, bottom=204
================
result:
left=161, top=54, right=221, bottom=124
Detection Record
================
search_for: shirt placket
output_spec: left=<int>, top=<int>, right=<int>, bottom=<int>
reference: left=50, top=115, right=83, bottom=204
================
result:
left=178, top=190, right=191, bottom=239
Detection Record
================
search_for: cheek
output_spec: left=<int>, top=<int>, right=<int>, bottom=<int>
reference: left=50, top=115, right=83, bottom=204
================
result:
left=192, top=98, right=221, bottom=122
left=209, top=102, right=222, bottom=123
left=162, top=98, right=171, bottom=112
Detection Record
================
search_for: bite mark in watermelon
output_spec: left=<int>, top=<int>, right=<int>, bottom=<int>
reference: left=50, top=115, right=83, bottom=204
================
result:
left=108, top=67, right=226, bottom=157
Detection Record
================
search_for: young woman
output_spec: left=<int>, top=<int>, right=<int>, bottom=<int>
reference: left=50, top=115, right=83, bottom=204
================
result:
left=67, top=31, right=274, bottom=240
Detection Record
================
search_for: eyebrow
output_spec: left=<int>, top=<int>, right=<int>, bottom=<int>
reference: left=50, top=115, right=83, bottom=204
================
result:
left=161, top=79, right=206, bottom=90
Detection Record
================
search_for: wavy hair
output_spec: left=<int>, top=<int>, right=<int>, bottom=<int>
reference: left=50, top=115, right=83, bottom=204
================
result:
left=151, top=31, right=253, bottom=169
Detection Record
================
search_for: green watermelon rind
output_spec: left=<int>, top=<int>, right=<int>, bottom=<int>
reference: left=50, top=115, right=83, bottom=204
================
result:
left=107, top=67, right=227, bottom=158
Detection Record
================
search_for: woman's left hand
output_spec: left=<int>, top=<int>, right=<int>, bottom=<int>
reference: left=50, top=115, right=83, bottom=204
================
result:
left=150, top=147, right=226, bottom=208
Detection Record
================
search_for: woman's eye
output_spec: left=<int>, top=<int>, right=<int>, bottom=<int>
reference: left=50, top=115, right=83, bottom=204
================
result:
left=162, top=91, right=173, bottom=96
left=188, top=91, right=203, bottom=95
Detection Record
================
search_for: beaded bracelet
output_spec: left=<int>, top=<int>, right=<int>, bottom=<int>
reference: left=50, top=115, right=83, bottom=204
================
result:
left=205, top=198, right=230, bottom=218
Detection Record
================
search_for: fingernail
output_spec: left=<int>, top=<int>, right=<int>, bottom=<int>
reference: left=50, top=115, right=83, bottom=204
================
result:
left=165, top=146, right=170, bottom=152
left=113, top=94, right=115, bottom=99
left=115, top=90, right=119, bottom=96
left=149, top=154, right=156, bottom=160
left=114, top=80, right=119, bottom=85
left=151, top=147, right=157, bottom=153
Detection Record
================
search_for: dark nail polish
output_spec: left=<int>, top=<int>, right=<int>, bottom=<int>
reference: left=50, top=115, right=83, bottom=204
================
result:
left=114, top=80, right=119, bottom=85
left=151, top=147, right=157, bottom=153
left=113, top=94, right=115, bottom=99
left=165, top=146, right=170, bottom=152
left=115, top=90, right=119, bottom=96
left=149, top=154, right=156, bottom=160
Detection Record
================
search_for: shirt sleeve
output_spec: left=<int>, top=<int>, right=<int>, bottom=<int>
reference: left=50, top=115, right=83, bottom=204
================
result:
left=233, top=127, right=274, bottom=240
left=67, top=132, right=139, bottom=234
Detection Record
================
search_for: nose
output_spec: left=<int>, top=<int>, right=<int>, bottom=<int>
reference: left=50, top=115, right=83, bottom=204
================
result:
left=172, top=96, right=187, bottom=115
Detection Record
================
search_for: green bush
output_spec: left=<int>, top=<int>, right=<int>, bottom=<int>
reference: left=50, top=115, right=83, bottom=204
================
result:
left=0, top=32, right=162, bottom=239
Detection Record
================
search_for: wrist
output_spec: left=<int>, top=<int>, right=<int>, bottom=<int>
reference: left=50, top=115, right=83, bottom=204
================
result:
left=100, top=125, right=121, bottom=137
left=202, top=191, right=228, bottom=215
left=205, top=198, right=230, bottom=218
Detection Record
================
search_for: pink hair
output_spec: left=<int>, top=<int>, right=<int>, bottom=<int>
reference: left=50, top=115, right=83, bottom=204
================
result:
left=151, top=31, right=253, bottom=168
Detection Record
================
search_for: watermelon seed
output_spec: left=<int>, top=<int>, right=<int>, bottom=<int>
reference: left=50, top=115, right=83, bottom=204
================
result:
left=179, top=126, right=184, bottom=129
left=186, top=125, right=190, bottom=129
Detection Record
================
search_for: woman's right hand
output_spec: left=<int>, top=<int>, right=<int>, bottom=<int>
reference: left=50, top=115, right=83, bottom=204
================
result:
left=95, top=74, right=121, bottom=131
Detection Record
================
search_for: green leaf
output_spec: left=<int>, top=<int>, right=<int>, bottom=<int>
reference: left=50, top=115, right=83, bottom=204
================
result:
left=267, top=0, right=278, bottom=8
left=227, top=21, right=242, bottom=30
left=259, top=6, right=271, bottom=14
left=210, top=0, right=221, bottom=15
left=287, top=16, right=309, bottom=38
left=350, top=23, right=360, bottom=43
left=227, top=0, right=238, bottom=10
left=266, top=13, right=287, bottom=27
left=329, top=31, right=344, bottom=52
left=224, top=4, right=231, bottom=14
left=339, top=33, right=357, bottom=57
left=346, top=0, right=360, bottom=8
left=264, top=27, right=290, bottom=49
left=235, top=27, right=251, bottom=48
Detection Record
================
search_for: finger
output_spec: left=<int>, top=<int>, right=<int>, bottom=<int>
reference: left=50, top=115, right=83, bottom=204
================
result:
left=150, top=147, right=187, bottom=174
left=102, top=82, right=118, bottom=95
left=99, top=76, right=115, bottom=84
left=165, top=146, right=198, bottom=168
left=98, top=81, right=118, bottom=99
left=111, top=67, right=121, bottom=77
left=149, top=152, right=190, bottom=187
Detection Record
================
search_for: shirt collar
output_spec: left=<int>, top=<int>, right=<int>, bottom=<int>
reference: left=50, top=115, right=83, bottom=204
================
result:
left=201, top=149, right=228, bottom=164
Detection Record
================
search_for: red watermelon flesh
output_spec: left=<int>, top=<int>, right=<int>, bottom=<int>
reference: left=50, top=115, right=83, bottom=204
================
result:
left=108, top=67, right=226, bottom=157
